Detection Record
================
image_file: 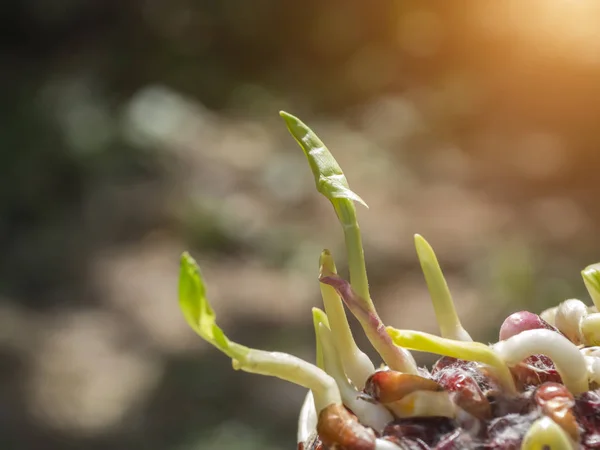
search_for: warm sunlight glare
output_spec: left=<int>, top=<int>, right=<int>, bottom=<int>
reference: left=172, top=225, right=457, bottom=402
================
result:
left=474, top=0, right=600, bottom=64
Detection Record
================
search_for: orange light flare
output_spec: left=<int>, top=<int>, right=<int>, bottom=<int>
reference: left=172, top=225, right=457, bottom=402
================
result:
left=472, top=0, right=600, bottom=65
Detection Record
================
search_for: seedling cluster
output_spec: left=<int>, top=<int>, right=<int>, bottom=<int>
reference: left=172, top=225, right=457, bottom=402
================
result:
left=178, top=112, right=600, bottom=449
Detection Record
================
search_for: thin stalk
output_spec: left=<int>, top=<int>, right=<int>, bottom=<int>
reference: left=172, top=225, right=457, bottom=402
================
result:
left=321, top=264, right=418, bottom=374
left=386, top=327, right=516, bottom=394
left=319, top=250, right=375, bottom=387
left=333, top=200, right=372, bottom=310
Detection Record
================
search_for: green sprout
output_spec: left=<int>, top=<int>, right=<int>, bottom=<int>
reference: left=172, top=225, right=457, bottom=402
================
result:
left=279, top=111, right=369, bottom=302
left=281, top=111, right=417, bottom=375
left=179, top=252, right=341, bottom=412
left=414, top=234, right=472, bottom=342
left=520, top=416, right=576, bottom=450
left=177, top=111, right=600, bottom=449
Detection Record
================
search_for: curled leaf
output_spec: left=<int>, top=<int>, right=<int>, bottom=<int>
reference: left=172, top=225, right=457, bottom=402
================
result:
left=280, top=111, right=368, bottom=208
left=179, top=252, right=341, bottom=412
left=179, top=252, right=246, bottom=360
left=281, top=112, right=372, bottom=312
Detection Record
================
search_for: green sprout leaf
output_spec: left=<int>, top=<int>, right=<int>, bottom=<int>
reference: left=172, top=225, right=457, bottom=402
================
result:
left=280, top=111, right=372, bottom=311
left=178, top=252, right=341, bottom=412
left=281, top=112, right=418, bottom=374
left=520, top=416, right=575, bottom=450
left=179, top=252, right=248, bottom=360
left=386, top=327, right=516, bottom=393
left=414, top=234, right=472, bottom=342
left=583, top=263, right=600, bottom=311
left=279, top=111, right=367, bottom=208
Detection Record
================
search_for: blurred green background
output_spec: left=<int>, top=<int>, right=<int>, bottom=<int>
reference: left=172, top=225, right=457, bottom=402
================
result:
left=2, top=1, right=600, bottom=449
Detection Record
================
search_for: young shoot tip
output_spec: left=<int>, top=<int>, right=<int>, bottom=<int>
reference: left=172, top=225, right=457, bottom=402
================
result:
left=179, top=252, right=341, bottom=412
left=413, top=234, right=472, bottom=342
left=178, top=252, right=246, bottom=360
left=319, top=249, right=336, bottom=277
left=279, top=111, right=368, bottom=209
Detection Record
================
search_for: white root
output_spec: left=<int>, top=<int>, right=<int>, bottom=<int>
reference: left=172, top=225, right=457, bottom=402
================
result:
left=493, top=329, right=588, bottom=395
